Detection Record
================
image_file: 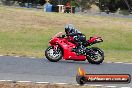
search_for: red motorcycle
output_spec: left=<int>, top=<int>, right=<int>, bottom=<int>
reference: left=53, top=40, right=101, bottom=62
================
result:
left=45, top=32, right=104, bottom=64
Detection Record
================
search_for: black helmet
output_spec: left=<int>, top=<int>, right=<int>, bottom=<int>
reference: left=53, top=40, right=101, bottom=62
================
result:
left=65, top=24, right=75, bottom=34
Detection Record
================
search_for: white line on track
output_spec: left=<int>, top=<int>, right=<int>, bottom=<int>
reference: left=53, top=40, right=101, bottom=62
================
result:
left=14, top=56, right=20, bottom=57
left=0, top=55, right=4, bottom=56
left=106, top=86, right=117, bottom=88
left=0, top=80, right=13, bottom=82
left=35, top=82, right=50, bottom=84
left=106, top=62, right=112, bottom=63
left=0, top=80, right=131, bottom=88
left=113, top=62, right=124, bottom=64
left=29, top=57, right=36, bottom=58
left=89, top=85, right=103, bottom=87
left=17, top=81, right=32, bottom=83
left=54, top=83, right=68, bottom=85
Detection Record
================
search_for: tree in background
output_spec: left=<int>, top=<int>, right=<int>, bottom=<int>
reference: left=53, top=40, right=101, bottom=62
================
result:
left=70, top=0, right=79, bottom=7
left=98, top=0, right=132, bottom=14
left=77, top=0, right=132, bottom=14
left=50, top=0, right=69, bottom=5
left=1, top=0, right=15, bottom=5
left=77, top=0, right=97, bottom=11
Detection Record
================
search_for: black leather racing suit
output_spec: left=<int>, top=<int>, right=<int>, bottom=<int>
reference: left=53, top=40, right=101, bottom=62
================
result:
left=63, top=28, right=89, bottom=54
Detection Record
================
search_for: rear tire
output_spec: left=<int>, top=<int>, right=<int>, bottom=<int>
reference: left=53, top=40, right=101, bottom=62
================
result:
left=87, top=47, right=104, bottom=64
left=45, top=46, right=63, bottom=62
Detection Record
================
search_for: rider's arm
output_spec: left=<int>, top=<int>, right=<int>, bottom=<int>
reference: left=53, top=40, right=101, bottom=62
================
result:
left=62, top=33, right=82, bottom=38
left=66, top=33, right=82, bottom=36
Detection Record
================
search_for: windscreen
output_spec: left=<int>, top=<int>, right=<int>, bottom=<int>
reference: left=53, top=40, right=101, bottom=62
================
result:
left=52, top=32, right=63, bottom=39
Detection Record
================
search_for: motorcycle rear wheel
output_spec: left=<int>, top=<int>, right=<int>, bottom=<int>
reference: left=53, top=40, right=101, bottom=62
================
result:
left=45, top=46, right=63, bottom=62
left=87, top=47, right=104, bottom=64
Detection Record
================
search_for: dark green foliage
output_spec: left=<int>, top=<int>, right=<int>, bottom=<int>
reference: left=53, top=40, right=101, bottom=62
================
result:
left=1, top=0, right=132, bottom=13
left=50, top=0, right=69, bottom=5
left=98, top=0, right=132, bottom=13
left=1, top=0, right=15, bottom=5
left=79, top=0, right=97, bottom=11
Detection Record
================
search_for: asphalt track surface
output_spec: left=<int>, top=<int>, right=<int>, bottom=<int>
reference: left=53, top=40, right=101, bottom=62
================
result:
left=0, top=56, right=132, bottom=87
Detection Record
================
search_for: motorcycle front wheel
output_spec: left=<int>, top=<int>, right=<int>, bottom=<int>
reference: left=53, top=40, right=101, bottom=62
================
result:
left=87, top=47, right=104, bottom=64
left=45, top=46, right=63, bottom=62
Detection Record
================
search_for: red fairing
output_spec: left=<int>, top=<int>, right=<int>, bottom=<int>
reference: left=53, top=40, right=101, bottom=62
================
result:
left=88, top=36, right=102, bottom=43
left=46, top=32, right=104, bottom=64
left=49, top=36, right=86, bottom=61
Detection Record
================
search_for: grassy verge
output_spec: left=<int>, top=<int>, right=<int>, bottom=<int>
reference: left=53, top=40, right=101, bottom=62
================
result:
left=0, top=82, right=96, bottom=88
left=0, top=6, right=132, bottom=62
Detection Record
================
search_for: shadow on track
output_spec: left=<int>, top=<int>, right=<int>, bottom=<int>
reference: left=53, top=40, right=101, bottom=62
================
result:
left=42, top=58, right=105, bottom=66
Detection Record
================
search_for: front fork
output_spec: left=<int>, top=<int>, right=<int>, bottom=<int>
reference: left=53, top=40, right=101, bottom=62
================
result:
left=51, top=45, right=59, bottom=54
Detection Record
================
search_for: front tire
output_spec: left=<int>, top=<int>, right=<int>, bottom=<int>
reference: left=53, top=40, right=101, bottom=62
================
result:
left=45, top=46, right=63, bottom=62
left=87, top=47, right=104, bottom=64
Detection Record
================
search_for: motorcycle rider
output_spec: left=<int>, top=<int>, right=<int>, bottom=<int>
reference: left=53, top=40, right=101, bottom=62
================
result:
left=62, top=24, right=89, bottom=54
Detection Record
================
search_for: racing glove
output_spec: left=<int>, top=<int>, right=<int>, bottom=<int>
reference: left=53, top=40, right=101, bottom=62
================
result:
left=62, top=34, right=67, bottom=38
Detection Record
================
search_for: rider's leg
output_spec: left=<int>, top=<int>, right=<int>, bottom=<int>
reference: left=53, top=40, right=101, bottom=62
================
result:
left=72, top=35, right=84, bottom=53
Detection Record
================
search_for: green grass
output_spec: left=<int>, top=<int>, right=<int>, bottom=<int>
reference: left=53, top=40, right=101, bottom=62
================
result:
left=0, top=6, right=132, bottom=62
